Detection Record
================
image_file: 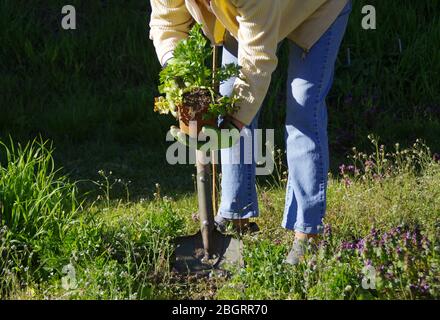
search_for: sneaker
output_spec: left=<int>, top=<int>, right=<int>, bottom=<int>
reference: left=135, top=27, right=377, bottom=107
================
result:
left=214, top=215, right=259, bottom=234
left=284, top=238, right=316, bottom=265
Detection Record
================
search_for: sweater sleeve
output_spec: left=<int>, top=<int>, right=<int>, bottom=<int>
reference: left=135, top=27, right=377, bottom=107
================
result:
left=149, top=0, right=194, bottom=66
left=231, top=0, right=280, bottom=125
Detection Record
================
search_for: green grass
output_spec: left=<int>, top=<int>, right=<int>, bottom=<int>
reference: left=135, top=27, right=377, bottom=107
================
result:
left=0, top=140, right=186, bottom=298
left=1, top=137, right=439, bottom=299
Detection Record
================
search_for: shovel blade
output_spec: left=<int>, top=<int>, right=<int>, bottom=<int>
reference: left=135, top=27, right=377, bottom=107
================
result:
left=172, top=229, right=243, bottom=274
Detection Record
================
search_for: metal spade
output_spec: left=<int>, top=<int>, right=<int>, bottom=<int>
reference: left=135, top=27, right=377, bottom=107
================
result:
left=172, top=46, right=243, bottom=274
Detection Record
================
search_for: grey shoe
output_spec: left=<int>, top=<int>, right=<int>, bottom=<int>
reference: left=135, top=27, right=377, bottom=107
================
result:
left=214, top=215, right=229, bottom=233
left=284, top=238, right=315, bottom=265
left=214, top=215, right=259, bottom=234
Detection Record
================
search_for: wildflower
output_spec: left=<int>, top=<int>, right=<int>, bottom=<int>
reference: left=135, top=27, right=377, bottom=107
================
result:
left=379, top=233, right=388, bottom=246
left=339, top=164, right=346, bottom=175
left=343, top=177, right=352, bottom=187
left=356, top=239, right=365, bottom=252
left=420, top=283, right=430, bottom=294
left=342, top=241, right=355, bottom=250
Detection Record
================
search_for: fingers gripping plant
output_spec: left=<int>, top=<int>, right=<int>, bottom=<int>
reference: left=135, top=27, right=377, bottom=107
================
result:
left=154, top=24, right=241, bottom=123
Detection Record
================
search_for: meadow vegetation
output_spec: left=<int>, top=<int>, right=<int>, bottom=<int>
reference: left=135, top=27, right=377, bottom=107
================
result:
left=0, top=0, right=439, bottom=299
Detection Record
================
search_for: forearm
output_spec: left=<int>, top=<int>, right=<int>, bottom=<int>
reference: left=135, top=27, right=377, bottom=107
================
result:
left=231, top=0, right=280, bottom=126
left=149, top=0, right=193, bottom=65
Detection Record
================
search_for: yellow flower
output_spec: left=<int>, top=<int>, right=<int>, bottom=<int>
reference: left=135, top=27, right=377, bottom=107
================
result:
left=154, top=96, right=170, bottom=114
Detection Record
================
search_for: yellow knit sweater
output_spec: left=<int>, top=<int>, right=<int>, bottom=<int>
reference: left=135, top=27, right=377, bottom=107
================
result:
left=149, top=0, right=348, bottom=125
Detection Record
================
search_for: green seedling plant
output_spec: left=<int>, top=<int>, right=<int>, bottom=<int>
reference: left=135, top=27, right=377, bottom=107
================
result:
left=154, top=24, right=241, bottom=120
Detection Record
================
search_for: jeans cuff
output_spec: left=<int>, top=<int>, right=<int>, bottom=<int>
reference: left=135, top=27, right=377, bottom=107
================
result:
left=219, top=210, right=259, bottom=220
left=282, top=221, right=324, bottom=234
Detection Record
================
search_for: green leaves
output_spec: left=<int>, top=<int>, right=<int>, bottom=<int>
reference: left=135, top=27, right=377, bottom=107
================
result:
left=154, top=24, right=241, bottom=118
left=214, top=63, right=241, bottom=84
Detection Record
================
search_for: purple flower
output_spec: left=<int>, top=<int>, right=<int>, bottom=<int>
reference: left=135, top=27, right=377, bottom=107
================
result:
left=412, top=233, right=418, bottom=246
left=356, top=239, right=365, bottom=252
left=343, top=177, right=352, bottom=187
left=342, top=241, right=355, bottom=250
left=433, top=153, right=440, bottom=163
left=420, top=284, right=430, bottom=294
left=339, top=164, right=346, bottom=175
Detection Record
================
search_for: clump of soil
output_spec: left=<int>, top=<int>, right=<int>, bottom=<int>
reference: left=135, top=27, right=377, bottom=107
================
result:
left=178, top=88, right=217, bottom=136
left=179, top=88, right=212, bottom=122
left=183, top=88, right=212, bottom=111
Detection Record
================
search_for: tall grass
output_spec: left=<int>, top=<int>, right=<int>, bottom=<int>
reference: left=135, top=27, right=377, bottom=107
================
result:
left=0, top=137, right=186, bottom=299
left=0, top=139, right=78, bottom=239
left=0, top=138, right=80, bottom=295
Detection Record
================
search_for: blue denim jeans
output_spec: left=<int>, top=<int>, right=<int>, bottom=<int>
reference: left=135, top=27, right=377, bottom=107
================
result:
left=218, top=2, right=351, bottom=234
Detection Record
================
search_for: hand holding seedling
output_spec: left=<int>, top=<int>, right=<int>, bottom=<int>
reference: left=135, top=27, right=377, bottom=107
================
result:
left=153, top=24, right=242, bottom=149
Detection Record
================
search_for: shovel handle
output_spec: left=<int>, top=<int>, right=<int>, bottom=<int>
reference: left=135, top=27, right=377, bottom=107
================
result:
left=211, top=45, right=221, bottom=217
left=196, top=150, right=214, bottom=260
left=195, top=46, right=222, bottom=261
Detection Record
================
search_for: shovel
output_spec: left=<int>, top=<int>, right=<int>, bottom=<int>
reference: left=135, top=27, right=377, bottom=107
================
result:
left=172, top=45, right=243, bottom=274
